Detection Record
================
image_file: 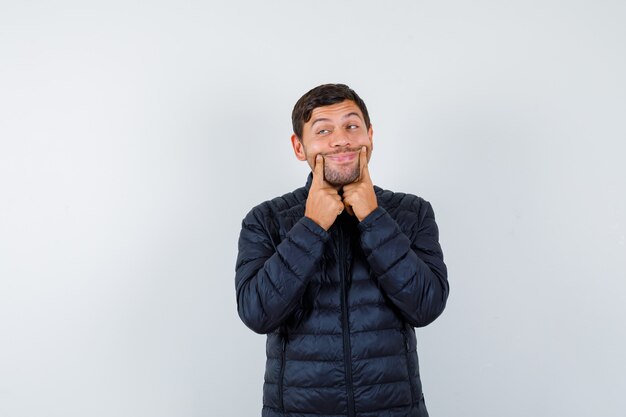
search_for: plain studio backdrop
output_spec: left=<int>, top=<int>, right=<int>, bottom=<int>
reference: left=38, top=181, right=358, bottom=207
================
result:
left=1, top=1, right=624, bottom=416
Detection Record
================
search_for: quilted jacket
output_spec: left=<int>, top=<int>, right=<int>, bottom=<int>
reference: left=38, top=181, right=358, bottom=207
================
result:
left=235, top=174, right=449, bottom=417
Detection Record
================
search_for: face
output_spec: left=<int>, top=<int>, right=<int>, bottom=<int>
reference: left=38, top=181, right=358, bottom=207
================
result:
left=291, top=100, right=373, bottom=187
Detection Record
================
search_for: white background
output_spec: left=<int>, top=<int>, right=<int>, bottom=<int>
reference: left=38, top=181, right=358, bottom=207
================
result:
left=1, top=1, right=625, bottom=416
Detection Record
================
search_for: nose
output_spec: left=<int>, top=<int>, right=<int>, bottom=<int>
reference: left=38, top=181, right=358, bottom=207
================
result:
left=329, top=131, right=350, bottom=148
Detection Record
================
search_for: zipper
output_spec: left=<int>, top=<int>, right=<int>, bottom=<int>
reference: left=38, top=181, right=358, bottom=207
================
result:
left=279, top=334, right=287, bottom=411
left=401, top=328, right=417, bottom=405
left=338, top=226, right=355, bottom=417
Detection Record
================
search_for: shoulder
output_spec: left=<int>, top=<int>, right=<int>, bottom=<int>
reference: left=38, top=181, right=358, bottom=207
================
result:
left=242, top=185, right=308, bottom=227
left=374, top=185, right=433, bottom=218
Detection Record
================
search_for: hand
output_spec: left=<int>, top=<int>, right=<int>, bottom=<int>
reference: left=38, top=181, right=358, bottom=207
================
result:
left=342, top=146, right=378, bottom=222
left=305, top=154, right=344, bottom=230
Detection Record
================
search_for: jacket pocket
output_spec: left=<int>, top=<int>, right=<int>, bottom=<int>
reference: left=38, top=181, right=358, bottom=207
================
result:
left=278, top=336, right=287, bottom=412
left=401, top=328, right=417, bottom=405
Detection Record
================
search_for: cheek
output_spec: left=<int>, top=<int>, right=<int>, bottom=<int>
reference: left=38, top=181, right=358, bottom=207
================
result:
left=349, top=132, right=370, bottom=147
left=303, top=142, right=322, bottom=158
left=300, top=144, right=317, bottom=168
left=306, top=155, right=315, bottom=169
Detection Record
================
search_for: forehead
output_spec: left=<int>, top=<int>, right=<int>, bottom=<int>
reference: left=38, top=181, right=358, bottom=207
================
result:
left=307, top=100, right=364, bottom=124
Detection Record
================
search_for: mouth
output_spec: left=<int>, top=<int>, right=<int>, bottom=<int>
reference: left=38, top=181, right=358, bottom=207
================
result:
left=324, top=151, right=359, bottom=164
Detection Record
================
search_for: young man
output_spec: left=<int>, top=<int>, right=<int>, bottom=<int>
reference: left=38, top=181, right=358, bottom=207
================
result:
left=235, top=84, right=449, bottom=417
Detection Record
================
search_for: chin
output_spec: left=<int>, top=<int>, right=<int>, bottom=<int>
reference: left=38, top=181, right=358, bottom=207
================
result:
left=324, top=166, right=360, bottom=186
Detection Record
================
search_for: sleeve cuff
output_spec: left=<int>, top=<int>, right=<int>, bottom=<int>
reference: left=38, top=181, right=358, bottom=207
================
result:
left=300, top=216, right=331, bottom=242
left=357, top=206, right=389, bottom=231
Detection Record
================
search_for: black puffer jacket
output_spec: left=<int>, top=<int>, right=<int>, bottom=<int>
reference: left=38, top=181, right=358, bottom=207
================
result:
left=236, top=175, right=449, bottom=417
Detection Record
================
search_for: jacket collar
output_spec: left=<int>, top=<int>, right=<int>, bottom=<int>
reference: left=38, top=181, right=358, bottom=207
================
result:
left=304, top=172, right=313, bottom=191
left=287, top=173, right=384, bottom=222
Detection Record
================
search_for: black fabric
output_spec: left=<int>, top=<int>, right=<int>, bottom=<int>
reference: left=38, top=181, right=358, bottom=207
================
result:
left=236, top=174, right=449, bottom=417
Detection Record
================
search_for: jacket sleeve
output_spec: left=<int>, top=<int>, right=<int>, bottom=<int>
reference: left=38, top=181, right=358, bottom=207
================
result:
left=358, top=201, right=449, bottom=327
left=235, top=207, right=330, bottom=334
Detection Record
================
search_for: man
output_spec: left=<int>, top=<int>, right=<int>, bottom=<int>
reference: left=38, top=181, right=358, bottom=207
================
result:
left=235, top=84, right=449, bottom=417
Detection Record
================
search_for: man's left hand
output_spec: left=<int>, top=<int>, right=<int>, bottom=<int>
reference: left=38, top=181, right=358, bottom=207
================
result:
left=342, top=146, right=378, bottom=222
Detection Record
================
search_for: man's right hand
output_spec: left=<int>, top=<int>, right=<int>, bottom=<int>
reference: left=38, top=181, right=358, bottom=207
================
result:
left=305, top=154, right=343, bottom=230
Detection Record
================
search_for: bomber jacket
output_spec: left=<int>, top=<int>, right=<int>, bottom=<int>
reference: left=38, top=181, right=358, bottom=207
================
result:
left=235, top=174, right=449, bottom=417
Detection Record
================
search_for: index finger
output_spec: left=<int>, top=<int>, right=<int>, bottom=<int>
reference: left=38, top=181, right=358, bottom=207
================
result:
left=358, top=146, right=371, bottom=181
left=313, top=154, right=325, bottom=185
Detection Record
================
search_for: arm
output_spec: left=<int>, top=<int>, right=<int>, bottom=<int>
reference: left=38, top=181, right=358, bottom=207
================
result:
left=358, top=201, right=449, bottom=327
left=235, top=207, right=329, bottom=334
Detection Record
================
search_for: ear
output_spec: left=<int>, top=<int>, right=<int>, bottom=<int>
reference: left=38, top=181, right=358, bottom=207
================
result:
left=291, top=134, right=307, bottom=161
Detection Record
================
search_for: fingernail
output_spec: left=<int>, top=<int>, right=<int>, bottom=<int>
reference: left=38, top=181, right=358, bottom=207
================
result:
left=316, top=154, right=322, bottom=161
left=362, top=146, right=366, bottom=152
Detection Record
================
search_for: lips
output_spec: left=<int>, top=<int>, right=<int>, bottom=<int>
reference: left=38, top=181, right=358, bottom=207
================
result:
left=324, top=151, right=359, bottom=163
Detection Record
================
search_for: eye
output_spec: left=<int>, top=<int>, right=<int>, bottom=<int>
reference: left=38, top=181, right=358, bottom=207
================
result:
left=347, top=124, right=359, bottom=130
left=317, top=129, right=331, bottom=135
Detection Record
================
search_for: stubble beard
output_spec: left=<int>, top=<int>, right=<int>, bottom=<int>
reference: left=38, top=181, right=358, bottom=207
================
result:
left=304, top=145, right=363, bottom=186
left=320, top=146, right=363, bottom=186
left=324, top=161, right=360, bottom=186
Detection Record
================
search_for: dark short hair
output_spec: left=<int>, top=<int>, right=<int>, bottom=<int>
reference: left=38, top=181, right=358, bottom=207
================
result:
left=291, top=83, right=371, bottom=140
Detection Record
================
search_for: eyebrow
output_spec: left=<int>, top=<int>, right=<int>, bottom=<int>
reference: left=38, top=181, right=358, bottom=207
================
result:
left=311, top=112, right=363, bottom=128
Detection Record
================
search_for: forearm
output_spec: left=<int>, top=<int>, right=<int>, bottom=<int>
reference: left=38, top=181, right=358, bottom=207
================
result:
left=359, top=206, right=449, bottom=327
left=235, top=216, right=329, bottom=333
